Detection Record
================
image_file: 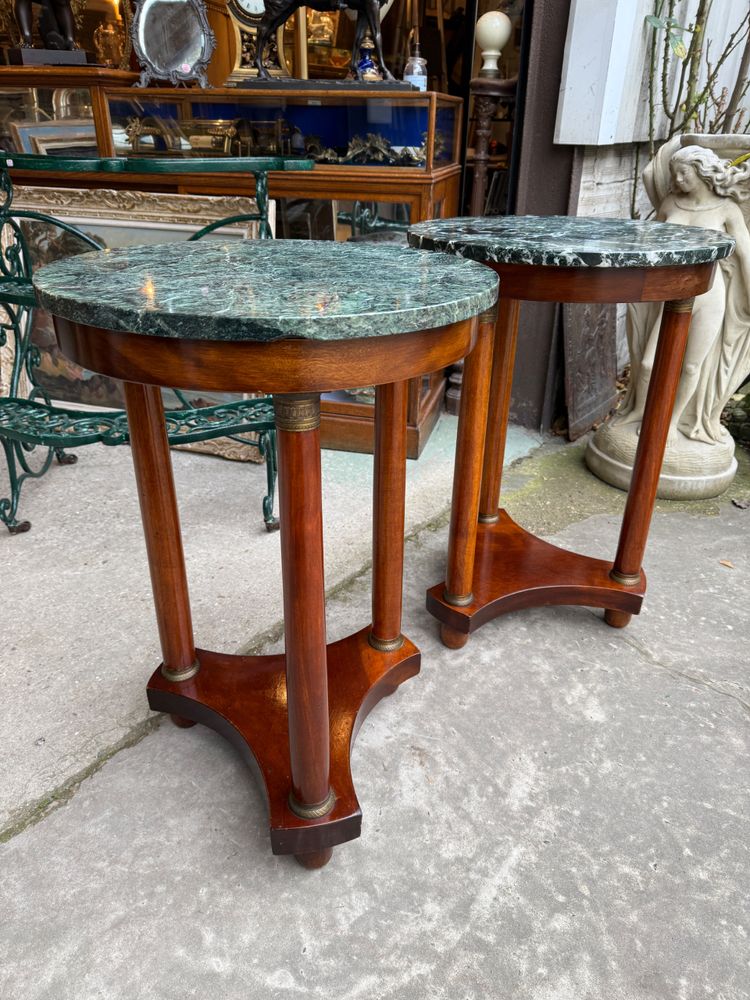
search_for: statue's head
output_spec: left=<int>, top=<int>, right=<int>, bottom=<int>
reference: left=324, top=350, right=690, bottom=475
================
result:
left=669, top=144, right=729, bottom=196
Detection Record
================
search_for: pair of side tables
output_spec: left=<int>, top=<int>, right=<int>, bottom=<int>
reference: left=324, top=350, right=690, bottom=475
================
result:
left=33, top=216, right=734, bottom=869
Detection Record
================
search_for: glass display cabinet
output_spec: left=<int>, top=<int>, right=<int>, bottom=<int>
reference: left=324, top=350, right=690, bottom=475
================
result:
left=0, top=67, right=463, bottom=456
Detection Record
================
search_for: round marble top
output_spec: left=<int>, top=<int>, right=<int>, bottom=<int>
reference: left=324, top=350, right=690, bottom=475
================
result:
left=33, top=240, right=498, bottom=343
left=407, top=215, right=735, bottom=268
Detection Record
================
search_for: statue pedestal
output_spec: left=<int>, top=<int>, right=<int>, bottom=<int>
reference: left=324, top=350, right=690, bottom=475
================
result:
left=3, top=48, right=91, bottom=67
left=586, top=419, right=738, bottom=500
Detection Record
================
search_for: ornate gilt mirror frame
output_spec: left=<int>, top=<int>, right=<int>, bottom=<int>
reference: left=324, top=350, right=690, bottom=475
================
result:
left=130, top=0, right=216, bottom=88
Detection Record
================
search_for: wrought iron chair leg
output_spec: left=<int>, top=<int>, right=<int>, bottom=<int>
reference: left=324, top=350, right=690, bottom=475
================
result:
left=260, top=429, right=280, bottom=532
left=1, top=437, right=31, bottom=534
left=55, top=448, right=78, bottom=466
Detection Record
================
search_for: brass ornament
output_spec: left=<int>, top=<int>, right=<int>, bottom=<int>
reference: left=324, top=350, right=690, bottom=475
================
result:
left=368, top=632, right=405, bottom=652
left=479, top=303, right=499, bottom=324
left=443, top=589, right=474, bottom=607
left=664, top=297, right=696, bottom=314
left=161, top=659, right=200, bottom=682
left=288, top=787, right=336, bottom=819
left=609, top=569, right=642, bottom=587
left=273, top=393, right=321, bottom=432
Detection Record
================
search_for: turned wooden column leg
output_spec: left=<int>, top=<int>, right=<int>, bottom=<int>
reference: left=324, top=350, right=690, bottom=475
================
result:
left=605, top=298, right=694, bottom=628
left=124, top=383, right=198, bottom=727
left=274, top=393, right=334, bottom=869
left=441, top=308, right=496, bottom=649
left=370, top=381, right=408, bottom=651
left=479, top=296, right=521, bottom=521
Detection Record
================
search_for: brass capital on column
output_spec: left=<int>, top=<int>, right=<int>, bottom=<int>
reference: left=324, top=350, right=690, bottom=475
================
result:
left=479, top=302, right=499, bottom=325
left=273, top=393, right=321, bottom=432
left=664, top=297, right=695, bottom=314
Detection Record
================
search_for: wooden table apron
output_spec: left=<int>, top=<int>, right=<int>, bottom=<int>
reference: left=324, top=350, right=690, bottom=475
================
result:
left=55, top=313, right=482, bottom=868
left=429, top=260, right=718, bottom=648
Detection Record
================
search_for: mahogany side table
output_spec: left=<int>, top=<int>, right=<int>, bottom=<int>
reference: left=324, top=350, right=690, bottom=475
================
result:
left=407, top=215, right=735, bottom=647
left=33, top=238, right=497, bottom=868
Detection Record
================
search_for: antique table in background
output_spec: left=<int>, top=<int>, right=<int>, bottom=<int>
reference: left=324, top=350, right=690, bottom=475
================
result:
left=33, top=239, right=498, bottom=868
left=407, top=216, right=735, bottom=647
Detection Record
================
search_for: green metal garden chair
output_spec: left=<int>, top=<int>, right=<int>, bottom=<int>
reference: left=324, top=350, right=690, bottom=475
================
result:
left=0, top=152, right=312, bottom=534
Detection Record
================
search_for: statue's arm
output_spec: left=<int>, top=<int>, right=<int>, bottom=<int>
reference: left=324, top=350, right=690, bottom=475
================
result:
left=723, top=201, right=750, bottom=292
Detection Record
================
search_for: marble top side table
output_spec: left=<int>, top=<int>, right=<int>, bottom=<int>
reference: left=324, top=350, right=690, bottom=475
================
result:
left=407, top=215, right=734, bottom=646
left=34, top=239, right=498, bottom=869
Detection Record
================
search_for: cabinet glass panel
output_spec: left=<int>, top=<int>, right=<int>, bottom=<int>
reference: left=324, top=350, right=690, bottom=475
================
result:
left=106, top=91, right=458, bottom=170
left=0, top=86, right=96, bottom=156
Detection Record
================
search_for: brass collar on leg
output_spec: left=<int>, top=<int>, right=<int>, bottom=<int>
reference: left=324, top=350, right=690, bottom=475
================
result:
left=288, top=787, right=336, bottom=820
left=368, top=632, right=405, bottom=652
left=273, top=393, right=321, bottom=432
left=443, top=589, right=474, bottom=607
left=610, top=569, right=642, bottom=587
left=664, top=297, right=695, bottom=314
left=161, top=659, right=200, bottom=683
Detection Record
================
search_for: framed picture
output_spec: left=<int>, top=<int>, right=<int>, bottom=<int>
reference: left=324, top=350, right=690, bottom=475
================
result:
left=8, top=118, right=97, bottom=156
left=30, top=136, right=100, bottom=157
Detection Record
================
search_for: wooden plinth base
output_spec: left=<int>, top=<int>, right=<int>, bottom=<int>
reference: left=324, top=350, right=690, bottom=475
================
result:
left=427, top=510, right=646, bottom=640
left=147, top=626, right=420, bottom=857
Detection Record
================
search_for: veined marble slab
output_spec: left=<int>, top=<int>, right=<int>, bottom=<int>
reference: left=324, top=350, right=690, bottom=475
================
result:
left=33, top=240, right=498, bottom=342
left=407, top=215, right=735, bottom=268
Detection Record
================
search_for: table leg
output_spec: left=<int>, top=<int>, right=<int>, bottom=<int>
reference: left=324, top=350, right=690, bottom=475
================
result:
left=274, top=392, right=334, bottom=869
left=143, top=389, right=419, bottom=864
left=441, top=308, right=496, bottom=648
left=479, top=297, right=521, bottom=521
left=605, top=297, right=695, bottom=628
left=124, top=382, right=198, bottom=728
left=371, top=381, right=408, bottom=651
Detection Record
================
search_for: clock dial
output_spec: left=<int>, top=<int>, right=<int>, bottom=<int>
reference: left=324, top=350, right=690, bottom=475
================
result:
left=228, top=0, right=266, bottom=27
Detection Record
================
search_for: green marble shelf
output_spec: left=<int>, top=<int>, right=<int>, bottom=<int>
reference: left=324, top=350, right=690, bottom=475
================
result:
left=33, top=240, right=498, bottom=342
left=407, top=215, right=735, bottom=268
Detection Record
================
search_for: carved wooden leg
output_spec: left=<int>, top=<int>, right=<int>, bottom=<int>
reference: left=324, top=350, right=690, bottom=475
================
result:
left=124, top=382, right=198, bottom=727
left=605, top=298, right=695, bottom=628
left=274, top=393, right=334, bottom=869
left=441, top=308, right=496, bottom=648
left=479, top=296, right=521, bottom=521
left=370, top=381, right=408, bottom=651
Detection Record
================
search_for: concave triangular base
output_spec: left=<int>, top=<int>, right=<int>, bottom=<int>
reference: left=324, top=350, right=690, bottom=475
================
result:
left=147, top=626, right=420, bottom=856
left=427, top=510, right=645, bottom=637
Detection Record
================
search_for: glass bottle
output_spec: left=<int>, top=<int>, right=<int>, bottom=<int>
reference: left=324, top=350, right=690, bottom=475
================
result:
left=403, top=42, right=428, bottom=91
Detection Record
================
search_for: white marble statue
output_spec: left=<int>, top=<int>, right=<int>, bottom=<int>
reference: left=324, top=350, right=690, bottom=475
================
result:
left=586, top=134, right=750, bottom=499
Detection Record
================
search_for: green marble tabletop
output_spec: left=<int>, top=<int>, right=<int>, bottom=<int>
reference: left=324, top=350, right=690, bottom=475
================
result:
left=33, top=240, right=498, bottom=342
left=407, top=215, right=735, bottom=268
left=0, top=153, right=313, bottom=175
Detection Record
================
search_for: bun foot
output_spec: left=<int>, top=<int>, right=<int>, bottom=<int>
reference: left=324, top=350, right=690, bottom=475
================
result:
left=605, top=609, right=632, bottom=629
left=295, top=848, right=333, bottom=869
left=440, top=624, right=469, bottom=649
left=170, top=714, right=197, bottom=728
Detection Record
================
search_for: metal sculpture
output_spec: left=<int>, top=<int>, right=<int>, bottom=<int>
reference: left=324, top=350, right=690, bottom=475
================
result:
left=13, top=0, right=78, bottom=49
left=254, top=0, right=395, bottom=81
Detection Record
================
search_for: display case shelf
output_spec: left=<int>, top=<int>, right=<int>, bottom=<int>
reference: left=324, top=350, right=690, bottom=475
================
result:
left=0, top=68, right=462, bottom=456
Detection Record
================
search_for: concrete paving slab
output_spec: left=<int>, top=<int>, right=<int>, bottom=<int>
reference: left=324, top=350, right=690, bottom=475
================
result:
left=0, top=418, right=540, bottom=834
left=1, top=504, right=748, bottom=1000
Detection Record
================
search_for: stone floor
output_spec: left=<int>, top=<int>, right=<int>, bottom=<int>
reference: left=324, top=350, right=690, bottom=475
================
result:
left=1, top=419, right=748, bottom=1000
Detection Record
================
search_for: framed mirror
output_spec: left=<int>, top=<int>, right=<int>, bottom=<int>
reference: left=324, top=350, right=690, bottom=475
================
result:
left=131, top=0, right=216, bottom=88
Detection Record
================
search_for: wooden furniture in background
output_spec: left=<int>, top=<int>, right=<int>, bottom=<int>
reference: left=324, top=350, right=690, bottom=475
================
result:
left=0, top=66, right=462, bottom=456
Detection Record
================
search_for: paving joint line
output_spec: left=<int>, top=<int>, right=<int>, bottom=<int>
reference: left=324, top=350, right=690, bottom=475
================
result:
left=0, top=715, right=163, bottom=845
left=583, top=608, right=750, bottom=719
